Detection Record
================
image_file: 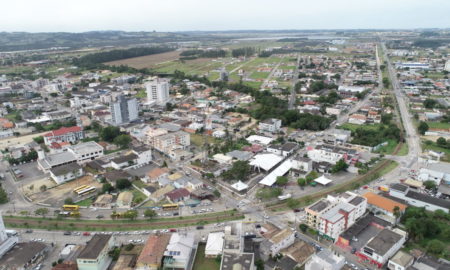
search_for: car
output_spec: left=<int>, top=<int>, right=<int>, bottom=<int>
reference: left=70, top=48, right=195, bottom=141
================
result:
left=351, top=247, right=357, bottom=254
left=25, top=229, right=33, bottom=233
left=196, top=226, right=204, bottom=230
left=169, top=228, right=177, bottom=232
left=255, top=224, right=261, bottom=228
left=83, top=232, right=91, bottom=236
left=293, top=209, right=301, bottom=213
left=63, top=231, right=71, bottom=235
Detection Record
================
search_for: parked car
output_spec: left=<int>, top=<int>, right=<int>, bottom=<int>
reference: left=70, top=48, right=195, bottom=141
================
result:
left=63, top=231, right=71, bottom=235
left=83, top=232, right=91, bottom=236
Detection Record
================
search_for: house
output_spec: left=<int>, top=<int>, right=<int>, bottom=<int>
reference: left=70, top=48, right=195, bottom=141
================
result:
left=76, top=235, right=115, bottom=270
left=246, top=135, right=274, bottom=146
left=136, top=234, right=171, bottom=270
left=325, top=129, right=352, bottom=145
left=409, top=255, right=450, bottom=270
left=131, top=146, right=152, bottom=166
left=305, top=249, right=345, bottom=270
left=142, top=186, right=157, bottom=197
left=213, top=153, right=233, bottom=164
left=165, top=188, right=190, bottom=203
left=418, top=162, right=450, bottom=185
left=348, top=114, right=367, bottom=125
left=290, top=156, right=313, bottom=176
left=260, top=227, right=295, bottom=257
left=267, top=142, right=298, bottom=157
left=259, top=118, right=282, bottom=133
left=205, top=232, right=224, bottom=258
left=163, top=233, right=195, bottom=270
left=226, top=150, right=253, bottom=161
left=49, top=163, right=84, bottom=184
left=281, top=240, right=315, bottom=267
left=110, top=154, right=138, bottom=169
left=186, top=178, right=203, bottom=190
left=93, top=194, right=113, bottom=209
left=44, top=126, right=84, bottom=146
left=116, top=191, right=133, bottom=208
left=146, top=168, right=170, bottom=183
left=389, top=183, right=450, bottom=213
left=104, top=170, right=132, bottom=183
left=387, top=251, right=414, bottom=270
left=363, top=192, right=407, bottom=224
left=357, top=228, right=407, bottom=268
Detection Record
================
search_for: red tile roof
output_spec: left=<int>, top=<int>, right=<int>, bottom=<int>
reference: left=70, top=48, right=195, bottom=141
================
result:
left=166, top=188, right=190, bottom=201
left=44, top=126, right=82, bottom=137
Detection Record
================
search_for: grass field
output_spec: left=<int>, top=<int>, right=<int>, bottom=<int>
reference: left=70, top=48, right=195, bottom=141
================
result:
left=192, top=243, right=220, bottom=270
left=249, top=71, right=270, bottom=80
left=105, top=50, right=182, bottom=69
left=422, top=142, right=450, bottom=162
left=426, top=121, right=450, bottom=130
left=338, top=123, right=381, bottom=132
left=190, top=133, right=221, bottom=147
left=75, top=198, right=93, bottom=207
left=373, top=139, right=399, bottom=155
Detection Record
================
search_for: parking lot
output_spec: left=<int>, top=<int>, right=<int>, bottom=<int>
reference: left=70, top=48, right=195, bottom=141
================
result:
left=11, top=161, right=47, bottom=183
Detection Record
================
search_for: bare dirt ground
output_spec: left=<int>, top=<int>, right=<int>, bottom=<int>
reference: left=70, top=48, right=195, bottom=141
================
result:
left=105, top=51, right=182, bottom=69
left=0, top=131, right=48, bottom=150
left=28, top=175, right=101, bottom=206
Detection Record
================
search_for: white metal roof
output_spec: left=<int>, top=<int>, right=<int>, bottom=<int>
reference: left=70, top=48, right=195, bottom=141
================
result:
left=259, top=159, right=293, bottom=186
left=250, top=153, right=283, bottom=171
left=314, top=175, right=333, bottom=185
left=205, top=232, right=224, bottom=256
left=246, top=135, right=274, bottom=145
left=231, top=181, right=249, bottom=191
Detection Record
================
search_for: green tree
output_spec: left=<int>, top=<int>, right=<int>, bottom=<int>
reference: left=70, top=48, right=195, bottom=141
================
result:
left=427, top=239, right=445, bottom=255
left=64, top=198, right=74, bottom=205
left=123, top=210, right=138, bottom=220
left=35, top=208, right=49, bottom=218
left=102, top=183, right=114, bottom=193
left=33, top=136, right=44, bottom=144
left=418, top=121, right=429, bottom=135
left=275, top=176, right=289, bottom=186
left=393, top=206, right=401, bottom=219
left=297, top=178, right=307, bottom=186
left=331, top=159, right=349, bottom=173
left=113, top=134, right=131, bottom=148
left=255, top=259, right=264, bottom=270
left=423, top=98, right=437, bottom=109
left=0, top=187, right=8, bottom=204
left=424, top=180, right=436, bottom=190
left=287, top=198, right=299, bottom=209
left=116, top=179, right=131, bottom=190
left=299, top=224, right=308, bottom=233
left=305, top=171, right=319, bottom=182
left=222, top=160, right=251, bottom=181
left=213, top=190, right=221, bottom=198
left=436, top=137, right=447, bottom=147
left=40, top=185, right=47, bottom=192
left=100, top=126, right=121, bottom=142
left=144, top=209, right=157, bottom=219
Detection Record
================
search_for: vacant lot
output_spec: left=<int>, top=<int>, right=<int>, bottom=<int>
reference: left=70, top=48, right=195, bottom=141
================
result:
left=105, top=50, right=182, bottom=69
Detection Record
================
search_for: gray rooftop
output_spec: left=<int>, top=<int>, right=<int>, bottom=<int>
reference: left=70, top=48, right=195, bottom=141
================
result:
left=221, top=251, right=254, bottom=270
left=50, top=163, right=82, bottom=176
left=365, top=229, right=403, bottom=256
left=78, top=235, right=111, bottom=260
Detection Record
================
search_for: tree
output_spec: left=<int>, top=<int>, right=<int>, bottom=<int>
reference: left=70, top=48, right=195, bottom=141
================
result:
left=418, top=121, right=429, bottom=135
left=144, top=209, right=157, bottom=219
left=40, top=185, right=47, bottom=192
left=33, top=136, right=44, bottom=144
left=116, top=179, right=131, bottom=190
left=35, top=208, right=49, bottom=217
left=222, top=160, right=251, bottom=181
left=424, top=180, right=436, bottom=190
left=113, top=134, right=131, bottom=148
left=123, top=210, right=138, bottom=220
left=102, top=183, right=114, bottom=193
left=213, top=190, right=221, bottom=198
left=64, top=198, right=74, bottom=205
left=423, top=98, right=437, bottom=109
left=0, top=187, right=8, bottom=204
left=427, top=239, right=445, bottom=255
left=275, top=176, right=289, bottom=186
left=331, top=159, right=349, bottom=173
left=299, top=224, right=308, bottom=233
left=297, top=178, right=307, bottom=186
left=99, top=126, right=121, bottom=142
left=255, top=259, right=264, bottom=270
left=287, top=198, right=300, bottom=209
left=437, top=137, right=447, bottom=147
left=393, top=206, right=401, bottom=219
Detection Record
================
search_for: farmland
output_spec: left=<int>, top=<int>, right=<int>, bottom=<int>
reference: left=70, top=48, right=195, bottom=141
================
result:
left=104, top=50, right=182, bottom=68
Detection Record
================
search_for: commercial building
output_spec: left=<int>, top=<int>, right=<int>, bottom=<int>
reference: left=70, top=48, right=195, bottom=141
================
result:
left=363, top=192, right=407, bottom=224
left=49, top=163, right=84, bottom=184
left=145, top=78, right=170, bottom=106
left=418, top=162, right=450, bottom=185
left=220, top=251, right=254, bottom=270
left=136, top=234, right=171, bottom=270
left=305, top=192, right=367, bottom=241
left=0, top=242, right=49, bottom=270
left=305, top=249, right=345, bottom=270
left=307, top=144, right=357, bottom=166
left=110, top=95, right=139, bottom=125
left=69, top=141, right=104, bottom=164
left=260, top=226, right=295, bottom=257
left=76, top=235, right=115, bottom=270
left=44, top=126, right=84, bottom=146
left=387, top=251, right=414, bottom=270
left=389, top=183, right=450, bottom=213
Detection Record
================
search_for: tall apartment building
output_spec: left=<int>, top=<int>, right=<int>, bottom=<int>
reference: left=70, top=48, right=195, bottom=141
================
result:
left=145, top=78, right=170, bottom=106
left=305, top=191, right=367, bottom=241
left=153, top=131, right=190, bottom=153
left=110, top=95, right=138, bottom=125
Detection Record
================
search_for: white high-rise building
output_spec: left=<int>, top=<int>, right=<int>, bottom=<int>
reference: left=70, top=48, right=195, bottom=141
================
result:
left=0, top=213, right=18, bottom=258
left=145, top=78, right=170, bottom=106
left=110, top=95, right=139, bottom=125
left=445, top=60, right=450, bottom=72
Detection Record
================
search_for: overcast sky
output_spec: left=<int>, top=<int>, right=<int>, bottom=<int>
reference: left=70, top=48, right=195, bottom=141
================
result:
left=2, top=0, right=450, bottom=32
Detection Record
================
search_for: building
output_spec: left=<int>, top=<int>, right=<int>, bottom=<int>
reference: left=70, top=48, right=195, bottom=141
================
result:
left=0, top=242, right=48, bottom=270
left=267, top=142, right=298, bottom=157
left=205, top=232, right=224, bottom=258
left=0, top=213, right=18, bottom=259
left=387, top=251, right=414, bottom=270
left=116, top=191, right=133, bottom=208
left=44, top=126, right=84, bottom=146
left=307, top=144, right=357, bottom=166
left=136, top=234, right=171, bottom=270
left=49, top=163, right=84, bottom=184
left=110, top=95, right=139, bottom=125
left=68, top=141, right=104, bottom=164
left=145, top=78, right=170, bottom=106
left=261, top=226, right=295, bottom=257
left=305, top=249, right=345, bottom=270
left=389, top=183, right=450, bottom=213
left=418, top=162, right=450, bottom=185
left=76, top=235, right=115, bottom=270
left=163, top=233, right=195, bottom=270
left=357, top=228, right=407, bottom=268
left=305, top=192, right=367, bottom=241
left=165, top=188, right=190, bottom=203
left=363, top=192, right=407, bottom=224
left=259, top=118, right=282, bottom=133
left=220, top=251, right=254, bottom=270
left=291, top=156, right=313, bottom=176
left=153, top=131, right=190, bottom=154
left=281, top=240, right=315, bottom=267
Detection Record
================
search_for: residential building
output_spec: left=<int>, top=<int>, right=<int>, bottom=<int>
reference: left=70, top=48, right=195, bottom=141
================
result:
left=281, top=240, right=315, bottom=267
left=389, top=183, right=450, bottom=213
left=205, top=232, right=224, bottom=258
left=44, top=126, right=84, bottom=146
left=307, top=144, right=357, bottom=165
left=146, top=167, right=170, bottom=183
left=145, top=78, right=170, bottom=106
left=305, top=249, right=345, bottom=270
left=0, top=213, right=18, bottom=259
left=261, top=226, right=295, bottom=257
left=387, top=251, right=414, bottom=270
left=110, top=95, right=139, bottom=125
left=348, top=114, right=367, bottom=125
left=305, top=192, right=367, bottom=241
left=259, top=118, right=282, bottom=133
left=76, top=235, right=115, bottom=270
left=153, top=131, right=190, bottom=153
left=136, top=234, right=171, bottom=270
left=110, top=154, right=139, bottom=170
left=49, top=163, right=84, bottom=184
left=357, top=228, right=407, bottom=268
left=267, top=142, right=298, bottom=157
left=165, top=188, right=190, bottom=203
left=220, top=251, right=254, bottom=270
left=163, top=233, right=195, bottom=270
left=363, top=192, right=407, bottom=224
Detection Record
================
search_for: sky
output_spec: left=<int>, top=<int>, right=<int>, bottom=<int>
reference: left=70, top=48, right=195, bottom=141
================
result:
left=1, top=0, right=450, bottom=32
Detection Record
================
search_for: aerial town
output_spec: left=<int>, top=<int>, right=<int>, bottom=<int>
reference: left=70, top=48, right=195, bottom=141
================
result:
left=0, top=3, right=449, bottom=270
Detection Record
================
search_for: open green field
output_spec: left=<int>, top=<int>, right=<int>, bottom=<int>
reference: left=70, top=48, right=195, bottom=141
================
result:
left=426, top=121, right=450, bottom=130
left=338, top=123, right=382, bottom=132
left=192, top=243, right=220, bottom=270
left=190, top=133, right=221, bottom=147
left=75, top=198, right=93, bottom=207
left=249, top=71, right=270, bottom=80
left=373, top=139, right=399, bottom=155
left=422, top=142, right=450, bottom=162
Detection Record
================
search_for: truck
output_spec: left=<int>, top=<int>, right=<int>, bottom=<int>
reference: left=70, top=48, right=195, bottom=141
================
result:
left=278, top=194, right=292, bottom=201
left=378, top=185, right=389, bottom=192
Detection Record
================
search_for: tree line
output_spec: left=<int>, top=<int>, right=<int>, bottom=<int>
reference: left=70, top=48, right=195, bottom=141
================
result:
left=180, top=49, right=226, bottom=59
